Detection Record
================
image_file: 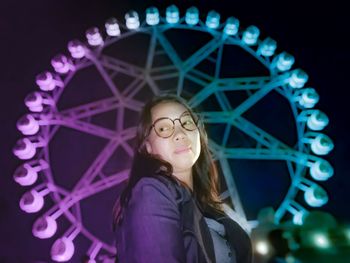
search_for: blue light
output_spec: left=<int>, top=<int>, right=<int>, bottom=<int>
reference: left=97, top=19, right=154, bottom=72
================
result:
left=166, top=5, right=179, bottom=24
left=223, top=17, right=239, bottom=35
left=258, top=37, right=277, bottom=57
left=310, top=160, right=334, bottom=181
left=304, top=184, right=329, bottom=207
left=185, top=6, right=199, bottom=26
left=310, top=134, right=334, bottom=155
left=242, top=25, right=260, bottom=45
left=275, top=52, right=295, bottom=71
left=146, top=6, right=160, bottom=26
left=125, top=10, right=140, bottom=30
left=289, top=69, right=309, bottom=89
left=307, top=110, right=329, bottom=131
left=297, top=88, right=319, bottom=108
left=206, top=10, right=220, bottom=29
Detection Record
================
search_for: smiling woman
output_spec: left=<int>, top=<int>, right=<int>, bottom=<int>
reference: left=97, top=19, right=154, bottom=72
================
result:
left=113, top=94, right=252, bottom=263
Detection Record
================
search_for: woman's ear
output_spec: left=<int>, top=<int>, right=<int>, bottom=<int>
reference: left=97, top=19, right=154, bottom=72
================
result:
left=145, top=140, right=152, bottom=154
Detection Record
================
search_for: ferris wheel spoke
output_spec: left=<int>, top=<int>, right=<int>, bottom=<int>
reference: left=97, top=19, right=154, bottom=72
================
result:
left=60, top=97, right=121, bottom=119
left=190, top=72, right=289, bottom=110
left=154, top=29, right=183, bottom=70
left=50, top=115, right=117, bottom=139
left=221, top=158, right=247, bottom=221
left=145, top=27, right=157, bottom=71
left=72, top=139, right=121, bottom=192
left=99, top=54, right=145, bottom=78
left=182, top=35, right=223, bottom=72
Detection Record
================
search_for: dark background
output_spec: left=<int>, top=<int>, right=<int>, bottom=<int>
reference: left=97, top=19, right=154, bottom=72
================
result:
left=1, top=0, right=349, bottom=261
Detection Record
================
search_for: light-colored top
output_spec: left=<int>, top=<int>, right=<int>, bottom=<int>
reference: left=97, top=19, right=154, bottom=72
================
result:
left=204, top=216, right=236, bottom=263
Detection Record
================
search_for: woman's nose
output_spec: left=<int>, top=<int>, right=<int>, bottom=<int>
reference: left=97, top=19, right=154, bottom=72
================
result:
left=173, top=120, right=187, bottom=140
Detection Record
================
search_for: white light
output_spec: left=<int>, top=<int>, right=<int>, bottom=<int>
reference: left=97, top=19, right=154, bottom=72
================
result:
left=19, top=190, right=44, bottom=213
left=68, top=40, right=85, bottom=59
left=17, top=114, right=40, bottom=135
left=33, top=215, right=57, bottom=239
left=313, top=233, right=330, bottom=248
left=223, top=17, right=239, bottom=36
left=310, top=134, right=334, bottom=155
left=242, top=25, right=260, bottom=45
left=86, top=27, right=103, bottom=46
left=258, top=37, right=277, bottom=57
left=105, top=17, right=120, bottom=36
left=289, top=69, right=309, bottom=89
left=51, top=237, right=75, bottom=262
left=310, top=160, right=334, bottom=181
left=146, top=6, right=160, bottom=26
left=166, top=5, right=179, bottom=24
left=185, top=6, right=199, bottom=26
left=256, top=241, right=269, bottom=255
left=125, top=10, right=140, bottom=30
left=307, top=110, right=329, bottom=131
left=206, top=10, right=220, bottom=29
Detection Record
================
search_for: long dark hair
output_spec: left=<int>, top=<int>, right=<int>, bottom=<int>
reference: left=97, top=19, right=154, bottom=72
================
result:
left=113, top=94, right=224, bottom=227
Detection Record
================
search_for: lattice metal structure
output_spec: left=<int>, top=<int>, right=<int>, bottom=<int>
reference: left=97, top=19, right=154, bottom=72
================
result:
left=13, top=5, right=334, bottom=262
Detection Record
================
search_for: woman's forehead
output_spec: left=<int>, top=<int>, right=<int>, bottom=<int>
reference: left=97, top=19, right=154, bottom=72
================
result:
left=151, top=101, right=188, bottom=120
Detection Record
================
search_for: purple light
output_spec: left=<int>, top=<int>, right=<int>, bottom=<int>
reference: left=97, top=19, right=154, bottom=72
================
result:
left=13, top=163, right=38, bottom=186
left=68, top=40, right=86, bottom=58
left=51, top=237, right=75, bottom=262
left=17, top=114, right=40, bottom=135
left=25, top=92, right=44, bottom=112
left=13, top=138, right=37, bottom=160
left=86, top=27, right=103, bottom=46
left=36, top=71, right=57, bottom=90
left=51, top=55, right=73, bottom=74
left=19, top=190, right=44, bottom=213
left=33, top=215, right=57, bottom=239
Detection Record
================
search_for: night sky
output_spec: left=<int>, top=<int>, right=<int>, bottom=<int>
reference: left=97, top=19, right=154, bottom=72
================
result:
left=1, top=0, right=349, bottom=261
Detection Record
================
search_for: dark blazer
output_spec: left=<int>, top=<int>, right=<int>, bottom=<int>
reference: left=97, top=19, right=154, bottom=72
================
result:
left=115, top=174, right=252, bottom=263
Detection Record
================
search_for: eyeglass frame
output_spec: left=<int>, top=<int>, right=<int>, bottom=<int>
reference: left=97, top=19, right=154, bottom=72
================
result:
left=147, top=111, right=200, bottom=138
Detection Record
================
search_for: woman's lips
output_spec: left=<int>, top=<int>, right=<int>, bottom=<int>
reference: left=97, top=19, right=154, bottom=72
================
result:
left=174, top=146, right=191, bottom=154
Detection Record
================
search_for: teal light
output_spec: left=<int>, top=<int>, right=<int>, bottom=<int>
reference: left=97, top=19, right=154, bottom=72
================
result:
left=310, top=160, right=334, bottom=181
left=185, top=6, right=199, bottom=26
left=304, top=184, right=329, bottom=207
left=166, top=5, right=179, bottom=24
left=293, top=211, right=307, bottom=225
left=307, top=110, right=329, bottom=131
left=242, top=25, right=260, bottom=45
left=206, top=10, right=220, bottom=29
left=146, top=6, right=160, bottom=26
left=223, top=17, right=239, bottom=35
left=297, top=87, right=319, bottom=108
left=275, top=52, right=295, bottom=71
left=310, top=134, right=334, bottom=155
left=289, top=69, right=309, bottom=89
left=258, top=37, right=277, bottom=57
left=125, top=10, right=140, bottom=30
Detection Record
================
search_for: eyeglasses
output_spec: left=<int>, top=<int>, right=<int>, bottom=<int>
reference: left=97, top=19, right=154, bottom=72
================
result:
left=149, top=111, right=198, bottom=138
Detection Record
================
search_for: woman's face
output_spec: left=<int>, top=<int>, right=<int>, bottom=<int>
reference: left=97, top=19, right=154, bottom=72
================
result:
left=145, top=101, right=201, bottom=175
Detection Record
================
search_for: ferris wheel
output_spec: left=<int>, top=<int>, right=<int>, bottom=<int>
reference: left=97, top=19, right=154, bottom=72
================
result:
left=12, top=5, right=334, bottom=262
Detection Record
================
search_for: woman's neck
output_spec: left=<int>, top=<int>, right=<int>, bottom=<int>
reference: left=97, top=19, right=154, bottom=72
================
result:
left=173, top=170, right=193, bottom=190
